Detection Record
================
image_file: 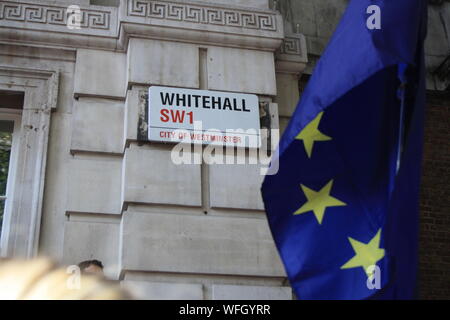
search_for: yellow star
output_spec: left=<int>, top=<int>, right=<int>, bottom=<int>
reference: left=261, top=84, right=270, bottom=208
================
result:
left=341, top=229, right=385, bottom=278
left=295, top=112, right=331, bottom=158
left=293, top=180, right=346, bottom=224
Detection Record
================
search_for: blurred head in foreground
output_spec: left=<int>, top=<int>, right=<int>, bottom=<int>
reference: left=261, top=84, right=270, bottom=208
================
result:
left=0, top=258, right=130, bottom=300
left=78, top=259, right=104, bottom=276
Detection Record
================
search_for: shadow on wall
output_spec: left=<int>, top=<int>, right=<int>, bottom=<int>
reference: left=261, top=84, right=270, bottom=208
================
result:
left=90, top=0, right=120, bottom=7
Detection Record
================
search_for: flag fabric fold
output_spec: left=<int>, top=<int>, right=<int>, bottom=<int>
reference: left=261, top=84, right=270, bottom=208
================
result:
left=261, top=0, right=427, bottom=300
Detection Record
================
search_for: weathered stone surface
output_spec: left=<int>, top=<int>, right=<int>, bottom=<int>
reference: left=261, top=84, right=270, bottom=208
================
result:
left=120, top=211, right=285, bottom=277
left=207, top=0, right=269, bottom=9
left=276, top=34, right=308, bottom=74
left=48, top=0, right=90, bottom=5
left=121, top=281, right=203, bottom=300
left=122, top=144, right=202, bottom=207
left=279, top=0, right=316, bottom=36
left=275, top=73, right=300, bottom=117
left=67, top=156, right=122, bottom=214
left=62, top=219, right=120, bottom=279
left=71, top=97, right=124, bottom=154
left=207, top=46, right=277, bottom=95
left=442, top=3, right=450, bottom=50
left=127, top=39, right=199, bottom=88
left=277, top=0, right=347, bottom=57
left=121, top=1, right=283, bottom=52
left=209, top=157, right=265, bottom=211
left=314, top=0, right=347, bottom=39
left=39, top=112, right=72, bottom=260
left=212, top=284, right=292, bottom=300
left=74, top=49, right=127, bottom=98
left=0, top=0, right=117, bottom=42
left=91, top=0, right=119, bottom=6
left=0, top=0, right=282, bottom=51
left=426, top=5, right=450, bottom=57
left=124, top=88, right=140, bottom=145
left=279, top=117, right=290, bottom=135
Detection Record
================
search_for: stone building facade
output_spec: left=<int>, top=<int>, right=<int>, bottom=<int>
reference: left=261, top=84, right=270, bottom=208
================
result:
left=0, top=0, right=448, bottom=300
left=0, top=0, right=307, bottom=300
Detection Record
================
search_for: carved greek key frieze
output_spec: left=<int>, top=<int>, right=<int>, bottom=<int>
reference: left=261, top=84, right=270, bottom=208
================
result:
left=0, top=1, right=110, bottom=30
left=127, top=0, right=277, bottom=31
left=280, top=37, right=302, bottom=55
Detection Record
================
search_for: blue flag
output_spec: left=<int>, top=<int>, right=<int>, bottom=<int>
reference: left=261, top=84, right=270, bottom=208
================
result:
left=261, top=0, right=427, bottom=300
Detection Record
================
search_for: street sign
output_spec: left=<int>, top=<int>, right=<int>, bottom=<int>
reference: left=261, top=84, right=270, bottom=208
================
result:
left=148, top=86, right=261, bottom=148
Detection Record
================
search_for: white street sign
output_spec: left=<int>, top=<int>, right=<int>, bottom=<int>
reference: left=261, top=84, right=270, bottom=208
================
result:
left=148, top=86, right=261, bottom=148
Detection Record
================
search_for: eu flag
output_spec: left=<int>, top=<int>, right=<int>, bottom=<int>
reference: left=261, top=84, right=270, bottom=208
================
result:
left=261, top=0, right=427, bottom=299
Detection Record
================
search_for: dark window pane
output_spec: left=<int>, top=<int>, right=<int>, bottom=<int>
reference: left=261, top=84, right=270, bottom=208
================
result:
left=0, top=199, right=5, bottom=237
left=0, top=120, right=14, bottom=132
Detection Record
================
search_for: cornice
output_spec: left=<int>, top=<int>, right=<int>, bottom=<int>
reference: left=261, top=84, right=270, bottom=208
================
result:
left=0, top=0, right=116, bottom=36
left=0, top=0, right=291, bottom=52
left=276, top=33, right=308, bottom=74
left=125, top=0, right=278, bottom=32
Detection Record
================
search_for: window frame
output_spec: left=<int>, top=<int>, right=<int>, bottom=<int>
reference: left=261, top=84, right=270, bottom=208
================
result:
left=0, top=67, right=58, bottom=258
left=0, top=109, right=22, bottom=257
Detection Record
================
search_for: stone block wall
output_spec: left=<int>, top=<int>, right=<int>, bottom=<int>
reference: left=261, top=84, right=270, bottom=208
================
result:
left=65, top=40, right=292, bottom=298
left=0, top=0, right=305, bottom=300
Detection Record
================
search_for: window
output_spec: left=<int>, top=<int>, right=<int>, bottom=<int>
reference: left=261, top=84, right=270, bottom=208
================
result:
left=0, top=112, right=21, bottom=248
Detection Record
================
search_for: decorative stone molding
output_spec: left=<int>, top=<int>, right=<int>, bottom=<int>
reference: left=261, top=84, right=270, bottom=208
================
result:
left=0, top=0, right=117, bottom=38
left=120, top=0, right=284, bottom=51
left=276, top=33, right=308, bottom=74
left=0, top=1, right=111, bottom=29
left=127, top=0, right=277, bottom=31
left=279, top=36, right=302, bottom=55
left=0, top=66, right=59, bottom=258
left=0, top=0, right=285, bottom=51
